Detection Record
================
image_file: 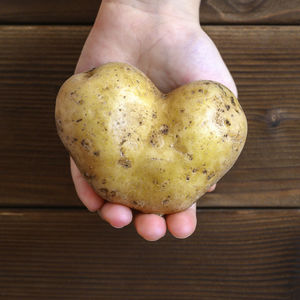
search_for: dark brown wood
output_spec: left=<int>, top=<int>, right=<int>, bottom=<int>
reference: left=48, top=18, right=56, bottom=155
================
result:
left=1, top=0, right=300, bottom=25
left=201, top=0, right=300, bottom=25
left=0, top=25, right=300, bottom=208
left=0, top=209, right=300, bottom=299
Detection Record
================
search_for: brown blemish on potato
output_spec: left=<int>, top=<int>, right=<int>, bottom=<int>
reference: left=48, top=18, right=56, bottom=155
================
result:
left=99, top=188, right=108, bottom=197
left=186, top=175, right=190, bottom=181
left=225, top=119, right=231, bottom=126
left=110, top=191, right=116, bottom=197
left=81, top=139, right=90, bottom=151
left=202, top=169, right=208, bottom=174
left=93, top=151, right=100, bottom=156
left=102, top=179, right=106, bottom=184
left=162, top=195, right=171, bottom=205
left=192, top=168, right=198, bottom=173
left=180, top=109, right=185, bottom=113
left=160, top=124, right=169, bottom=135
left=225, top=105, right=230, bottom=111
left=76, top=119, right=82, bottom=123
left=56, top=123, right=63, bottom=133
left=84, top=172, right=96, bottom=180
left=231, top=97, right=236, bottom=106
left=161, top=181, right=169, bottom=188
left=162, top=199, right=169, bottom=205
left=207, top=173, right=216, bottom=180
left=187, top=153, right=193, bottom=160
left=118, top=157, right=131, bottom=168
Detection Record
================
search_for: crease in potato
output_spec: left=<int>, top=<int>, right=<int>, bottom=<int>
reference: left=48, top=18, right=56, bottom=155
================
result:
left=55, top=62, right=247, bottom=214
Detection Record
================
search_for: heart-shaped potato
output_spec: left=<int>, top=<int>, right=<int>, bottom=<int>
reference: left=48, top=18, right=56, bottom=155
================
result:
left=56, top=62, right=247, bottom=214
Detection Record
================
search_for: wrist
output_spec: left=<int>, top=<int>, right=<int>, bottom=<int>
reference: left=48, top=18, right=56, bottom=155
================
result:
left=101, top=0, right=201, bottom=23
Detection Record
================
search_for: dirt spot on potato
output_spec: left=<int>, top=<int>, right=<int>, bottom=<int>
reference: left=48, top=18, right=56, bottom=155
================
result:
left=84, top=172, right=96, bottom=180
left=207, top=172, right=216, bottom=180
left=231, top=97, right=236, bottom=106
left=99, top=188, right=108, bottom=197
left=225, top=119, right=231, bottom=126
left=118, top=157, right=131, bottom=168
left=186, top=153, right=193, bottom=160
left=160, top=124, right=169, bottom=135
left=81, top=139, right=90, bottom=151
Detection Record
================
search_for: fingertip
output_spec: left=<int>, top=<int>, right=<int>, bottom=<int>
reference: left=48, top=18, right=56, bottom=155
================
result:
left=98, top=203, right=133, bottom=228
left=135, top=214, right=167, bottom=242
left=207, top=184, right=216, bottom=193
left=166, top=203, right=197, bottom=239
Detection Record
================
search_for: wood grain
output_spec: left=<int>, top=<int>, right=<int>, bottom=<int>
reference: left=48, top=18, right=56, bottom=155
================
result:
left=0, top=26, right=299, bottom=208
left=1, top=0, right=300, bottom=25
left=201, top=0, right=300, bottom=25
left=0, top=209, right=300, bottom=299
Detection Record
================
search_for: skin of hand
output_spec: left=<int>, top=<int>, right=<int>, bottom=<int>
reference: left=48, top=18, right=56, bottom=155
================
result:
left=71, top=0, right=237, bottom=241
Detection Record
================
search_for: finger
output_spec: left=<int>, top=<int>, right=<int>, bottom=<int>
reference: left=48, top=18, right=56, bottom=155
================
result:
left=70, top=157, right=104, bottom=212
left=207, top=184, right=216, bottom=192
left=166, top=203, right=197, bottom=239
left=98, top=203, right=133, bottom=228
left=134, top=213, right=167, bottom=242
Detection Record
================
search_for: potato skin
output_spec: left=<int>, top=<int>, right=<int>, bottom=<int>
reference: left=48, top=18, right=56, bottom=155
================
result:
left=55, top=62, right=247, bottom=214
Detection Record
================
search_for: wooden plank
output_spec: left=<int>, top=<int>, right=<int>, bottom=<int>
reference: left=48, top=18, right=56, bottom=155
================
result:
left=201, top=0, right=300, bottom=25
left=0, top=0, right=300, bottom=25
left=0, top=209, right=300, bottom=299
left=0, top=26, right=299, bottom=208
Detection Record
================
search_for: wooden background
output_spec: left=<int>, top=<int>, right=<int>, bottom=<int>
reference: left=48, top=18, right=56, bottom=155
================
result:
left=1, top=0, right=300, bottom=299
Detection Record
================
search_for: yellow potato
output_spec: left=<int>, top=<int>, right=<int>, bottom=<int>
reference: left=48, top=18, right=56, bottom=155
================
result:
left=55, top=62, right=247, bottom=214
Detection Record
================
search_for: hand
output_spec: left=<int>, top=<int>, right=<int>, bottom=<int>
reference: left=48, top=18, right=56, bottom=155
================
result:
left=71, top=0, right=237, bottom=241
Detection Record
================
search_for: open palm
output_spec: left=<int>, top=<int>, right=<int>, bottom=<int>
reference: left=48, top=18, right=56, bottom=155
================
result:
left=71, top=1, right=237, bottom=241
